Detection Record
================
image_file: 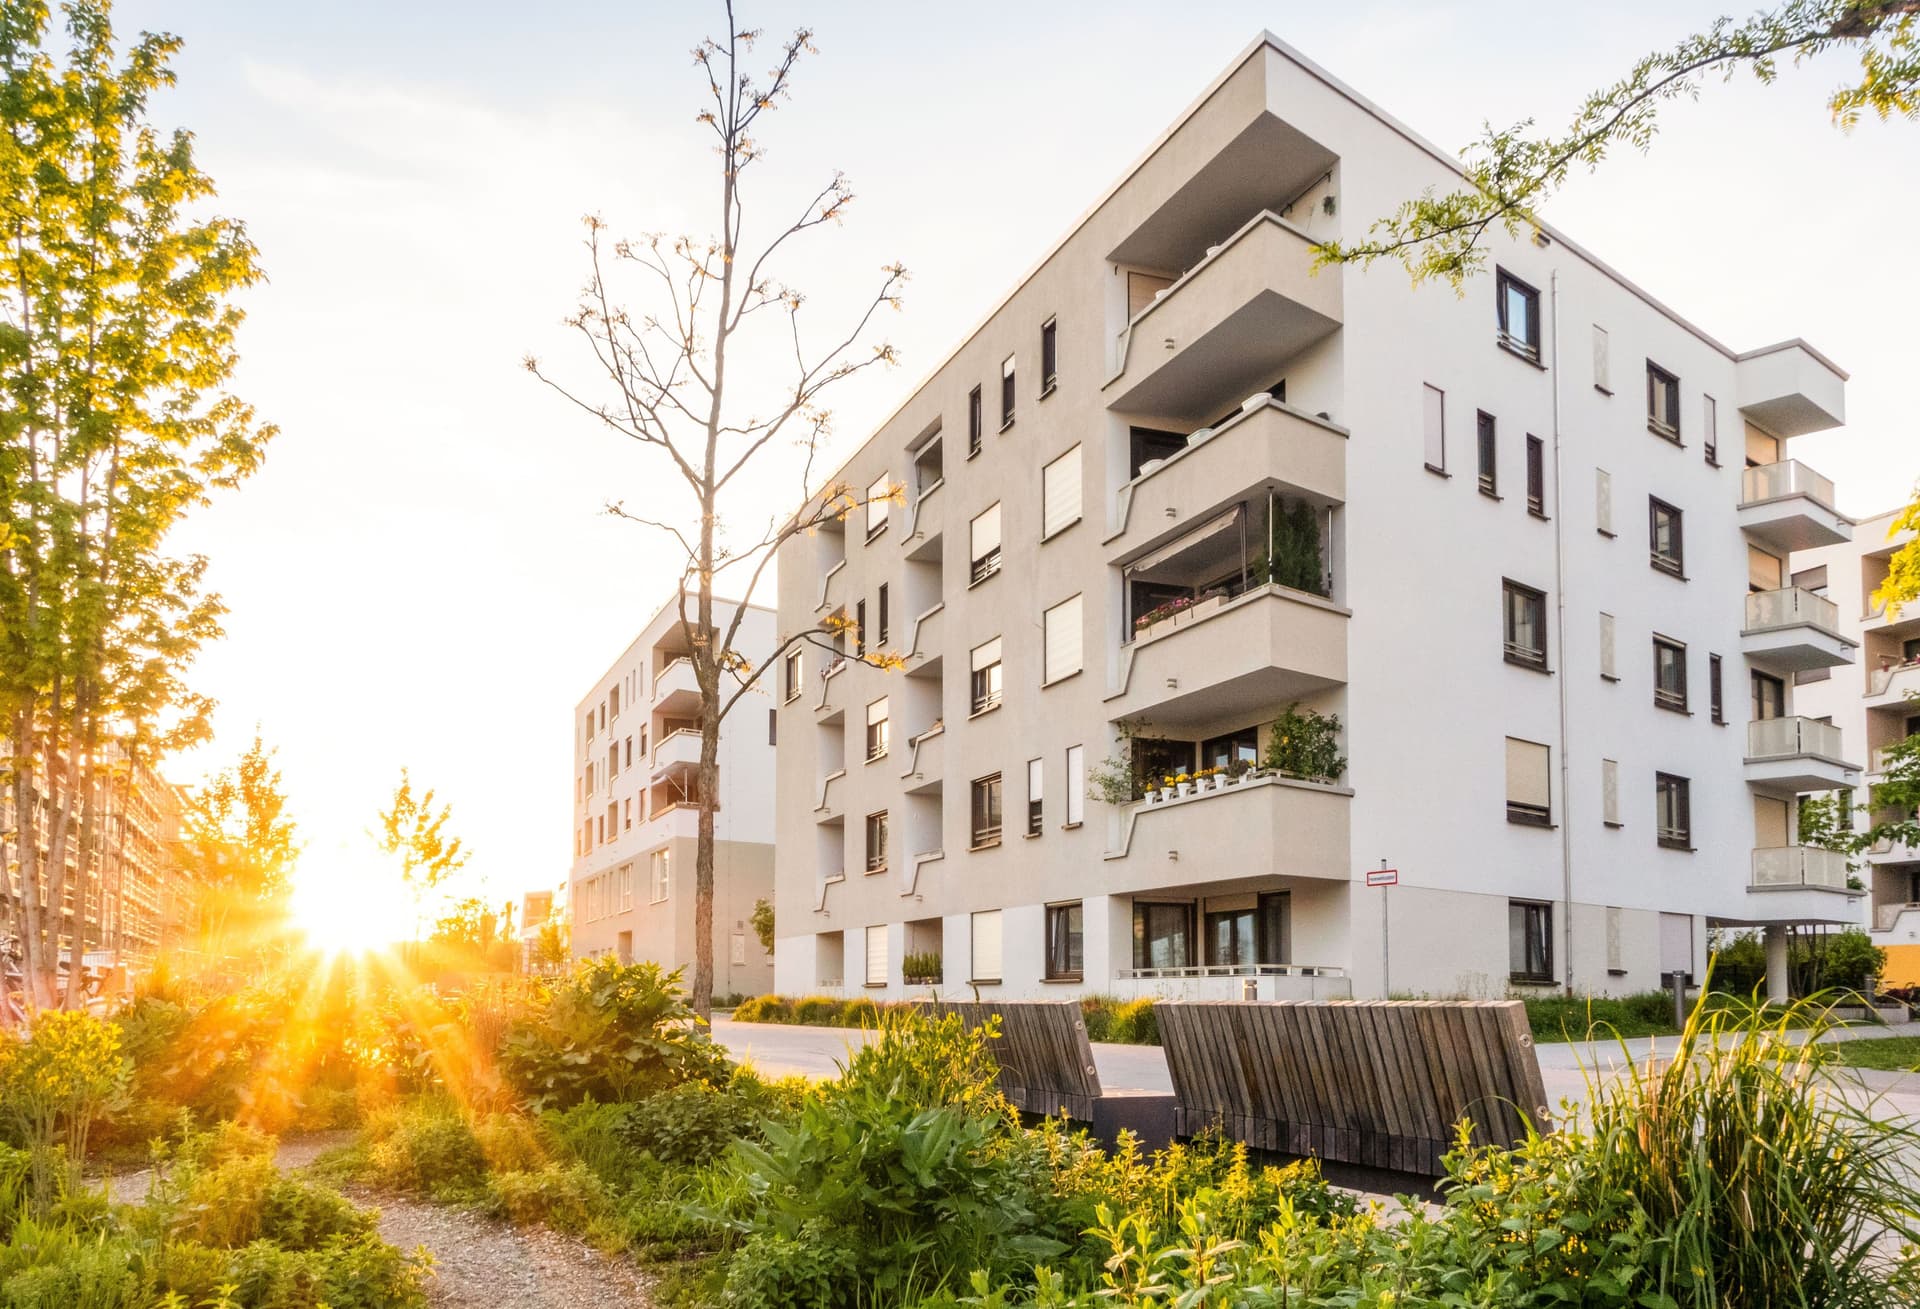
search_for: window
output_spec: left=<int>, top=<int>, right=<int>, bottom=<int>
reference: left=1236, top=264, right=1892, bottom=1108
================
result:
left=1591, top=325, right=1611, bottom=393
left=912, top=434, right=944, bottom=495
left=1064, top=745, right=1085, bottom=827
left=609, top=685, right=620, bottom=719
left=624, top=797, right=633, bottom=831
left=1026, top=758, right=1043, bottom=837
left=768, top=707, right=777, bottom=746
left=1656, top=773, right=1691, bottom=849
left=585, top=711, right=595, bottom=741
left=853, top=599, right=866, bottom=657
left=1509, top=901, right=1553, bottom=982
left=864, top=810, right=888, bottom=872
left=605, top=801, right=616, bottom=838
left=1040, top=317, right=1058, bottom=392
left=1653, top=637, right=1688, bottom=711
left=608, top=743, right=619, bottom=779
left=1599, top=612, right=1617, bottom=680
left=1601, top=758, right=1622, bottom=826
left=1042, top=445, right=1082, bottom=538
left=618, top=862, right=634, bottom=910
left=865, top=697, right=889, bottom=761
left=1042, top=595, right=1083, bottom=683
left=649, top=848, right=669, bottom=903
left=1703, top=395, right=1719, bottom=465
left=865, top=924, right=888, bottom=986
left=1495, top=268, right=1541, bottom=360
left=585, top=762, right=595, bottom=794
left=1752, top=670, right=1785, bottom=721
left=1709, top=654, right=1725, bottom=724
left=876, top=583, right=890, bottom=645
left=1506, top=737, right=1551, bottom=826
left=1133, top=901, right=1194, bottom=970
left=970, top=773, right=1003, bottom=849
left=625, top=736, right=633, bottom=767
left=1422, top=383, right=1446, bottom=473
left=1045, top=902, right=1083, bottom=980
left=866, top=474, right=890, bottom=539
left=1648, top=497, right=1684, bottom=576
left=1647, top=361, right=1680, bottom=440
left=1748, top=544, right=1783, bottom=593
left=969, top=637, right=1003, bottom=714
left=1000, top=353, right=1016, bottom=428
left=967, top=385, right=983, bottom=456
left=783, top=648, right=802, bottom=702
left=1525, top=436, right=1545, bottom=515
left=971, top=910, right=1003, bottom=983
left=969, top=503, right=1002, bottom=583
left=1595, top=468, right=1613, bottom=535
left=1201, top=726, right=1259, bottom=772
left=1477, top=411, right=1497, bottom=496
left=1502, top=580, right=1548, bottom=669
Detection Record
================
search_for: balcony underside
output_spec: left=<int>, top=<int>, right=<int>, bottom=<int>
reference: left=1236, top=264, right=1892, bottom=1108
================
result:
left=1110, top=586, right=1347, bottom=728
left=1739, top=623, right=1856, bottom=673
left=1738, top=496, right=1849, bottom=553
left=1743, top=755, right=1861, bottom=797
left=1712, top=888, right=1863, bottom=929
left=1104, top=777, right=1352, bottom=888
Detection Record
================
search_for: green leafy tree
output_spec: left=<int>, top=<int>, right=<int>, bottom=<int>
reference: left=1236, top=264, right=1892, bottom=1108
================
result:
left=530, top=913, right=571, bottom=975
left=1862, top=706, right=1920, bottom=853
left=181, top=734, right=300, bottom=970
left=1873, top=492, right=1920, bottom=617
left=428, top=896, right=516, bottom=972
left=0, top=1, right=273, bottom=1007
left=750, top=896, right=775, bottom=954
left=376, top=769, right=469, bottom=940
left=527, top=4, right=907, bottom=1018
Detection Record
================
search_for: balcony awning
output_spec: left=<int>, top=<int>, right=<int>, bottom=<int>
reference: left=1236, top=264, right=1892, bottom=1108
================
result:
left=1126, top=503, right=1243, bottom=580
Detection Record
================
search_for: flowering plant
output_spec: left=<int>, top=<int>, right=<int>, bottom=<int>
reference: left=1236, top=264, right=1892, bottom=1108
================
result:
left=1133, top=597, right=1194, bottom=631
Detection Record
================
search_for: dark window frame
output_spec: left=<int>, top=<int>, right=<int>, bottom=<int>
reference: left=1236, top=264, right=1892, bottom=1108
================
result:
left=1477, top=411, right=1498, bottom=497
left=1647, top=361, right=1681, bottom=441
left=1649, top=497, right=1685, bottom=577
left=1044, top=901, right=1083, bottom=980
left=1656, top=773, right=1692, bottom=850
left=999, top=354, right=1016, bottom=430
left=864, top=809, right=888, bottom=873
left=876, top=583, right=890, bottom=646
left=1509, top=899, right=1554, bottom=983
left=1525, top=435, right=1546, bottom=516
left=1502, top=579, right=1549, bottom=671
left=1495, top=268, right=1542, bottom=362
left=967, top=385, right=983, bottom=457
left=970, top=773, right=1003, bottom=850
left=1653, top=636, right=1689, bottom=713
left=1709, top=653, right=1725, bottom=725
left=1040, top=317, right=1058, bottom=394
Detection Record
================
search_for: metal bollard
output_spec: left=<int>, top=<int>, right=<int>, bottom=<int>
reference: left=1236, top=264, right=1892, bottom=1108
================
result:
left=1668, top=969, right=1688, bottom=1029
left=1241, top=977, right=1258, bottom=1002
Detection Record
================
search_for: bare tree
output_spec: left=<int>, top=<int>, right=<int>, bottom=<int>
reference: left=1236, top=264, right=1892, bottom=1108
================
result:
left=527, top=6, right=906, bottom=1018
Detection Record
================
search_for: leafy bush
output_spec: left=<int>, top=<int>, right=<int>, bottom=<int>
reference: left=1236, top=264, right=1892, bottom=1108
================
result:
left=790, top=995, right=843, bottom=1027
left=1521, top=990, right=1679, bottom=1042
left=619, top=1080, right=761, bottom=1168
left=1076, top=997, right=1114, bottom=1044
left=728, top=995, right=790, bottom=1024
left=0, top=1011, right=130, bottom=1204
left=1815, top=929, right=1886, bottom=993
left=221, top=1230, right=428, bottom=1309
left=1105, top=998, right=1157, bottom=1046
left=485, top=1162, right=608, bottom=1230
left=358, top=1101, right=486, bottom=1196
left=174, top=1152, right=373, bottom=1251
left=838, top=997, right=879, bottom=1029
left=1263, top=702, right=1345, bottom=783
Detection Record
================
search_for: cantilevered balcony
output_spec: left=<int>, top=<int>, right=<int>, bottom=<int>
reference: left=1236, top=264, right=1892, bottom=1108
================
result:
left=1110, top=584, right=1346, bottom=727
left=1867, top=658, right=1920, bottom=712
left=1105, top=212, right=1340, bottom=419
left=1103, top=774, right=1351, bottom=889
left=1738, top=461, right=1849, bottom=552
left=652, top=656, right=701, bottom=714
left=1750, top=845, right=1853, bottom=894
left=1742, top=587, right=1855, bottom=673
left=650, top=726, right=702, bottom=779
left=1735, top=340, right=1846, bottom=438
left=1105, top=397, right=1345, bottom=557
left=1744, top=717, right=1860, bottom=796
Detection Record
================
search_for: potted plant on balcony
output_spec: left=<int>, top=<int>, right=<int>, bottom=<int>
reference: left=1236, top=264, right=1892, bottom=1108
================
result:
left=1133, top=595, right=1194, bottom=638
left=1173, top=772, right=1194, bottom=798
left=1225, top=758, right=1252, bottom=786
left=903, top=951, right=943, bottom=986
left=1264, top=703, right=1347, bottom=785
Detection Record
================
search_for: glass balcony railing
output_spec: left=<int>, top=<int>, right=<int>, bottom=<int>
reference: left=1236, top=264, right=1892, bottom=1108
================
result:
left=1741, top=460, right=1835, bottom=509
left=1747, top=716, right=1843, bottom=761
left=1744, top=586, right=1838, bottom=634
left=1751, top=845, right=1851, bottom=891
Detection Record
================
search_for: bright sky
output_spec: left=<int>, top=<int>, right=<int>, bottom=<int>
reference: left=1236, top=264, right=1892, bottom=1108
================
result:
left=124, top=0, right=1918, bottom=909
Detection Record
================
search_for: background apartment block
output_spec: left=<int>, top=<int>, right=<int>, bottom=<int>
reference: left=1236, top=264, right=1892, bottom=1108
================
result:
left=773, top=34, right=1864, bottom=1003
left=1790, top=507, right=1920, bottom=985
left=569, top=598, right=776, bottom=996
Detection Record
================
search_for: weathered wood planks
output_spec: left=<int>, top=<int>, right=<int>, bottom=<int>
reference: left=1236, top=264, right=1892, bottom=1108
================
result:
left=933, top=1000, right=1103, bottom=1120
left=1156, top=1000, right=1552, bottom=1177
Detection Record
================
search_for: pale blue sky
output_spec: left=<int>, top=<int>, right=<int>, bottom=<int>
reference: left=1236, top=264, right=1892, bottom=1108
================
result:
left=117, top=1, right=1918, bottom=907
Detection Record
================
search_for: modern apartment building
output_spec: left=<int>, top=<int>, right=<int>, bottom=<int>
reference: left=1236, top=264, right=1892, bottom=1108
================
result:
left=772, top=34, right=1864, bottom=1004
left=569, top=597, right=777, bottom=996
left=1790, top=507, right=1920, bottom=985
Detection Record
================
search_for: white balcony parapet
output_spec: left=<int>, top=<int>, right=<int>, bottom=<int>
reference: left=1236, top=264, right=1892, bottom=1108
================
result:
left=1746, top=716, right=1844, bottom=762
left=1117, top=963, right=1346, bottom=980
left=1741, top=459, right=1836, bottom=510
left=1750, top=845, right=1852, bottom=892
left=1744, top=587, right=1839, bottom=636
left=1876, top=901, right=1920, bottom=932
left=814, top=557, right=847, bottom=614
left=1868, top=658, right=1920, bottom=699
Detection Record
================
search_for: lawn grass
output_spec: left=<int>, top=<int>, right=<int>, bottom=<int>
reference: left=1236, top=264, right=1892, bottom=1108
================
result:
left=1820, top=1035, right=1920, bottom=1072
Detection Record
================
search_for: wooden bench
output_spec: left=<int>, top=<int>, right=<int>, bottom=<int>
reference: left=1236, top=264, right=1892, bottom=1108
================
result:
left=1156, top=1000, right=1552, bottom=1177
left=932, top=1000, right=1103, bottom=1120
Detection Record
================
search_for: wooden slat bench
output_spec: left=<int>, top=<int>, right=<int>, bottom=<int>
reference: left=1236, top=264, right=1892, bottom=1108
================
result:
left=932, top=1000, right=1103, bottom=1120
left=1156, top=1000, right=1552, bottom=1177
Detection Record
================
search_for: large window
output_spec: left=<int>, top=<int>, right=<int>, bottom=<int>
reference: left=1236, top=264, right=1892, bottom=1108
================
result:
left=970, top=910, right=1002, bottom=983
left=1026, top=757, right=1044, bottom=837
left=1064, top=745, right=1085, bottom=826
left=1000, top=353, right=1016, bottom=428
left=969, top=503, right=1002, bottom=584
left=1044, top=902, right=1083, bottom=980
left=1132, top=901, right=1194, bottom=970
left=1649, top=497, right=1684, bottom=576
left=1654, top=637, right=1688, bottom=712
left=1042, top=445, right=1082, bottom=538
left=649, top=848, right=669, bottom=903
left=1503, top=580, right=1548, bottom=670
left=1525, top=435, right=1545, bottom=515
left=970, top=637, right=1003, bottom=714
left=970, top=773, right=1003, bottom=849
left=1506, top=737, right=1551, bottom=826
left=1040, top=317, right=1058, bottom=392
left=1477, top=411, right=1498, bottom=496
left=1656, top=773, right=1691, bottom=849
left=1495, top=268, right=1541, bottom=361
left=1422, top=383, right=1446, bottom=473
left=967, top=385, right=983, bottom=456
left=1647, top=361, right=1681, bottom=440
left=1509, top=900, right=1553, bottom=982
left=1042, top=595, right=1083, bottom=683
left=865, top=697, right=889, bottom=761
left=864, top=810, right=888, bottom=873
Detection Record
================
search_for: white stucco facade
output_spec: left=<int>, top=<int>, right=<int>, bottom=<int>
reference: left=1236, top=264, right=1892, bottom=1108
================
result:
left=771, top=35, right=1866, bottom=1004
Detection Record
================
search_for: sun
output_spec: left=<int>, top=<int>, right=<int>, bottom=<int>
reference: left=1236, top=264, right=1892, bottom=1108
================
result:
left=289, top=848, right=413, bottom=958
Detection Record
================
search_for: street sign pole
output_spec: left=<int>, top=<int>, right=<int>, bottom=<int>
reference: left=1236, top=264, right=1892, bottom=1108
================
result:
left=1365, top=860, right=1399, bottom=996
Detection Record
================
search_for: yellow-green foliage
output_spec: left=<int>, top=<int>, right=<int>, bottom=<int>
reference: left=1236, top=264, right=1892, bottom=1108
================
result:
left=0, top=1010, right=129, bottom=1203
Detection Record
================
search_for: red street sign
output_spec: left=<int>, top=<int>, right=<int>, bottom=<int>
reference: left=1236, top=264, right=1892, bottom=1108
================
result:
left=1365, top=868, right=1399, bottom=887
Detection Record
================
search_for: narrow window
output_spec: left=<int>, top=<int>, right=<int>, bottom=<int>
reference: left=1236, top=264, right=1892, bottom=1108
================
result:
left=971, top=773, right=1003, bottom=849
left=1044, top=902, right=1084, bottom=980
left=1709, top=654, right=1724, bottom=725
left=1647, top=361, right=1681, bottom=440
left=1422, top=383, right=1446, bottom=473
left=768, top=707, right=777, bottom=746
left=1599, top=612, right=1617, bottom=679
left=1026, top=757, right=1044, bottom=837
left=865, top=697, right=889, bottom=761
left=1656, top=773, right=1691, bottom=849
left=1649, top=497, right=1684, bottom=576
left=971, top=910, right=1003, bottom=982
left=1601, top=758, right=1621, bottom=826
left=1040, top=317, right=1058, bottom=392
left=1595, top=468, right=1613, bottom=535
left=609, top=685, right=620, bottom=719
left=1000, top=353, right=1016, bottom=429
left=783, top=648, right=802, bottom=702
left=1703, top=395, right=1719, bottom=466
left=1495, top=268, right=1541, bottom=361
left=1041, top=445, right=1082, bottom=539
left=969, top=503, right=1002, bottom=583
left=1751, top=670, right=1785, bottom=721
left=1749, top=544, right=1784, bottom=593
left=876, top=583, right=890, bottom=645
left=1591, top=325, right=1611, bottom=393
left=1509, top=901, right=1554, bottom=982
left=1525, top=435, right=1546, bottom=516
left=1502, top=580, right=1548, bottom=669
left=866, top=473, right=890, bottom=539
left=865, top=810, right=888, bottom=872
left=853, top=599, right=866, bottom=658
left=1064, top=745, right=1085, bottom=826
left=650, top=848, right=670, bottom=902
left=865, top=924, right=888, bottom=985
left=1042, top=594, right=1083, bottom=683
left=967, top=385, right=983, bottom=456
left=1477, top=411, right=1497, bottom=496
left=1505, top=737, right=1552, bottom=826
left=1653, top=636, right=1688, bottom=712
left=969, top=637, right=1003, bottom=714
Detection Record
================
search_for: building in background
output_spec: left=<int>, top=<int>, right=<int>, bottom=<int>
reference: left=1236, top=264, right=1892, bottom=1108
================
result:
left=518, top=887, right=557, bottom=973
left=772, top=32, right=1864, bottom=1004
left=569, top=597, right=777, bottom=997
left=1789, top=506, right=1920, bottom=986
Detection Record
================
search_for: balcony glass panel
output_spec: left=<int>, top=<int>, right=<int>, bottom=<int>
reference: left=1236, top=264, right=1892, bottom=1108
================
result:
left=1126, top=495, right=1328, bottom=642
left=1744, top=587, right=1839, bottom=634
left=1741, top=460, right=1835, bottom=508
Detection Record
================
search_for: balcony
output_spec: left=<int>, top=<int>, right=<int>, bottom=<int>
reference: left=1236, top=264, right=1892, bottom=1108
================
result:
left=899, top=724, right=943, bottom=795
left=1103, top=774, right=1351, bottom=888
left=1110, top=966, right=1352, bottom=1003
left=1110, top=584, right=1347, bottom=728
left=1867, top=658, right=1920, bottom=711
left=1874, top=901, right=1920, bottom=933
left=1735, top=340, right=1846, bottom=438
left=1105, top=212, right=1340, bottom=420
left=652, top=656, right=701, bottom=714
left=1751, top=845, right=1853, bottom=894
left=650, top=726, right=702, bottom=778
left=1740, top=588, right=1855, bottom=673
left=1738, top=461, right=1849, bottom=552
left=903, top=603, right=944, bottom=678
left=1105, top=398, right=1345, bottom=557
left=814, top=768, right=846, bottom=825
left=815, top=655, right=847, bottom=722
left=1744, top=717, right=1860, bottom=796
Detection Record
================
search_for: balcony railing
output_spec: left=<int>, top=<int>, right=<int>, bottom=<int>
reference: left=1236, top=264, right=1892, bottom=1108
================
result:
left=1751, top=845, right=1853, bottom=892
left=1744, top=586, right=1839, bottom=635
left=1877, top=902, right=1920, bottom=931
left=1747, top=716, right=1844, bottom=761
left=1741, top=459, right=1835, bottom=509
left=1869, top=658, right=1920, bottom=697
left=1116, top=963, right=1347, bottom=980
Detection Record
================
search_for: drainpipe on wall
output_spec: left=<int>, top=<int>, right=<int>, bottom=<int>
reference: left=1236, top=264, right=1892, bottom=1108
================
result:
left=1550, top=270, right=1575, bottom=998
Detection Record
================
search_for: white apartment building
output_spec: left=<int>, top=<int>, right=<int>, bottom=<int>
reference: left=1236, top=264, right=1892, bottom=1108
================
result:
left=772, top=34, right=1865, bottom=1004
left=1790, top=507, right=1920, bottom=986
left=569, top=597, right=777, bottom=996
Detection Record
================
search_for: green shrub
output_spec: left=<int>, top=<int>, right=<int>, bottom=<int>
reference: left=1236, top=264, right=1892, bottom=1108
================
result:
left=472, top=1112, right=545, bottom=1175
left=1076, top=997, right=1115, bottom=1044
left=1106, top=998, right=1157, bottom=1045
left=790, top=996, right=843, bottom=1027
left=838, top=997, right=879, bottom=1029
left=359, top=1101, right=486, bottom=1196
left=223, top=1231, right=429, bottom=1309
left=175, top=1153, right=372, bottom=1251
left=1263, top=702, right=1345, bottom=783
left=728, top=995, right=790, bottom=1024
left=620, top=1081, right=759, bottom=1167
left=539, top=1101, right=644, bottom=1191
left=485, top=1162, right=608, bottom=1230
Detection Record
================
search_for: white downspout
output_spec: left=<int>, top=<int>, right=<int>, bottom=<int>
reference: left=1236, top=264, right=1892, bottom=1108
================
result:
left=1551, top=270, right=1575, bottom=996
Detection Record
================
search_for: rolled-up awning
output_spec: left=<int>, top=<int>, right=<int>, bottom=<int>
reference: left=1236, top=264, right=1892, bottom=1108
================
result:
left=1125, top=502, right=1243, bottom=577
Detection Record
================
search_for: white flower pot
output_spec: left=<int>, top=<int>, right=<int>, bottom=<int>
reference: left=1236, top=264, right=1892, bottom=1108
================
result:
left=1176, top=782, right=1193, bottom=798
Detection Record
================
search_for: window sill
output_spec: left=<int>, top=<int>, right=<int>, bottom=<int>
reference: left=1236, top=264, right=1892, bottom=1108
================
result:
left=998, top=418, right=1015, bottom=434
left=864, top=865, right=887, bottom=876
left=1508, top=975, right=1559, bottom=988
left=1657, top=839, right=1695, bottom=853
left=968, top=977, right=1002, bottom=987
left=965, top=445, right=982, bottom=461
left=865, top=524, right=888, bottom=544
left=1600, top=672, right=1620, bottom=683
left=1039, top=381, right=1057, bottom=400
left=1479, top=487, right=1503, bottom=501
left=783, top=692, right=802, bottom=705
left=1040, top=670, right=1082, bottom=690
left=1039, top=518, right=1081, bottom=545
left=1654, top=701, right=1692, bottom=716
left=1424, top=464, right=1451, bottom=479
left=968, top=701, right=1002, bottom=721
left=1603, top=820, right=1625, bottom=829
left=1648, top=422, right=1682, bottom=446
left=1503, top=653, right=1552, bottom=675
left=863, top=982, right=888, bottom=990
left=969, top=838, right=1003, bottom=853
left=1528, top=508, right=1550, bottom=522
left=1023, top=831, right=1042, bottom=840
left=865, top=752, right=889, bottom=765
left=1060, top=821, right=1083, bottom=831
left=1042, top=974, right=1083, bottom=984
left=1606, top=967, right=1630, bottom=977
left=1496, top=338, right=1546, bottom=370
left=1507, top=811, right=1554, bottom=829
left=967, top=565, right=1001, bottom=590
left=1650, top=562, right=1688, bottom=582
left=1594, top=384, right=1613, bottom=397
left=1597, top=527, right=1616, bottom=539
